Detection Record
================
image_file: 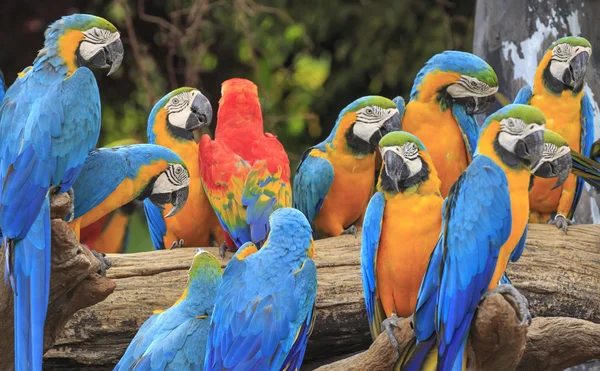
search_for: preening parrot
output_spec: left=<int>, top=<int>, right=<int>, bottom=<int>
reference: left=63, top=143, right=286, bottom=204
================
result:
left=204, top=207, right=317, bottom=371
left=144, top=87, right=224, bottom=250
left=513, top=36, right=593, bottom=231
left=115, top=248, right=223, bottom=370
left=198, top=78, right=291, bottom=256
left=69, top=144, right=191, bottom=244
left=79, top=138, right=142, bottom=254
left=361, top=131, right=443, bottom=342
left=407, top=104, right=551, bottom=371
left=0, top=14, right=123, bottom=371
left=294, top=96, right=401, bottom=239
left=402, top=51, right=498, bottom=198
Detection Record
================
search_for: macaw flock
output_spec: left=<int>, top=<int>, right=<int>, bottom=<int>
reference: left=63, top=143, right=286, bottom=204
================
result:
left=1, top=12, right=600, bottom=371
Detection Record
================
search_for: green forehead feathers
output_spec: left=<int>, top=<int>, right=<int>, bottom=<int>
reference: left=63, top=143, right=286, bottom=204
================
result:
left=189, top=250, right=221, bottom=280
left=346, top=96, right=398, bottom=112
left=543, top=129, right=569, bottom=147
left=379, top=131, right=427, bottom=151
left=488, top=104, right=546, bottom=125
left=549, top=36, right=592, bottom=50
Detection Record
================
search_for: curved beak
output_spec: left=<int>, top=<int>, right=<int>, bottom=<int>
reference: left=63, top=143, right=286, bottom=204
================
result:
left=514, top=125, right=545, bottom=167
left=105, top=38, right=124, bottom=76
left=370, top=110, right=402, bottom=146
left=383, top=150, right=409, bottom=192
left=187, top=94, right=212, bottom=143
left=565, top=51, right=589, bottom=91
left=533, top=152, right=572, bottom=189
left=458, top=95, right=496, bottom=114
left=148, top=186, right=189, bottom=217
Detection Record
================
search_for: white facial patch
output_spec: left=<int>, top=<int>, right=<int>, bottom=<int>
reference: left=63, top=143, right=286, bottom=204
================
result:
left=381, top=143, right=423, bottom=178
left=550, top=44, right=592, bottom=83
left=79, top=27, right=121, bottom=61
left=353, top=106, right=399, bottom=142
left=532, top=143, right=570, bottom=172
left=166, top=90, right=200, bottom=129
left=498, top=118, right=545, bottom=153
left=446, top=75, right=498, bottom=98
left=152, top=164, right=190, bottom=194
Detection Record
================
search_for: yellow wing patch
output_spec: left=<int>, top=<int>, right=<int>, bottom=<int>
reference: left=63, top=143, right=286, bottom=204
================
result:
left=235, top=243, right=258, bottom=260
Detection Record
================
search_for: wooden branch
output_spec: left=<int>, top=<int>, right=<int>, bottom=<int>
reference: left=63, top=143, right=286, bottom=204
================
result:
left=41, top=223, right=600, bottom=369
left=0, top=194, right=115, bottom=371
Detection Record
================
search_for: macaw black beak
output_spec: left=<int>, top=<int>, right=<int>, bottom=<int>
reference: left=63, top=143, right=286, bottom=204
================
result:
left=187, top=94, right=212, bottom=143
left=533, top=153, right=572, bottom=189
left=383, top=151, right=409, bottom=192
left=565, top=51, right=589, bottom=91
left=105, top=38, right=124, bottom=76
left=149, top=186, right=189, bottom=217
left=458, top=95, right=496, bottom=115
left=370, top=112, right=402, bottom=146
left=514, top=126, right=544, bottom=167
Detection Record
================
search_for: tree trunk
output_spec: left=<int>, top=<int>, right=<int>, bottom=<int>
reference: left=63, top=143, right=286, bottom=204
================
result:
left=42, top=223, right=600, bottom=370
left=473, top=0, right=600, bottom=224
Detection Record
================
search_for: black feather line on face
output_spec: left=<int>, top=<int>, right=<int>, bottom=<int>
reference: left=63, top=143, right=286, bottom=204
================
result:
left=542, top=63, right=568, bottom=95
left=137, top=177, right=157, bottom=201
left=379, top=157, right=430, bottom=193
left=167, top=116, right=195, bottom=141
left=494, top=137, right=531, bottom=169
left=345, top=123, right=376, bottom=155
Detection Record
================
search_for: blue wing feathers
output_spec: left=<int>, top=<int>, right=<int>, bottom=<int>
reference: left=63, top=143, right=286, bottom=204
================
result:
left=571, top=93, right=596, bottom=219
left=513, top=85, right=533, bottom=105
left=293, top=149, right=334, bottom=229
left=451, top=105, right=479, bottom=157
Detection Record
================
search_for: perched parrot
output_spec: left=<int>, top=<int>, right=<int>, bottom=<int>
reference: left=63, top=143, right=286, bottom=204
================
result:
left=513, top=36, right=593, bottom=231
left=80, top=138, right=142, bottom=254
left=199, top=78, right=291, bottom=255
left=144, top=87, right=224, bottom=250
left=402, top=51, right=498, bottom=198
left=115, top=248, right=222, bottom=370
left=407, top=104, right=555, bottom=371
left=0, top=14, right=123, bottom=371
left=204, top=207, right=317, bottom=371
left=294, top=96, right=401, bottom=239
left=361, top=131, right=443, bottom=341
left=69, top=144, right=190, bottom=244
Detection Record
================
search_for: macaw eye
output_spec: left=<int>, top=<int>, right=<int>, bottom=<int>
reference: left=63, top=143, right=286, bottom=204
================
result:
left=365, top=107, right=374, bottom=115
left=176, top=166, right=182, bottom=174
left=172, top=98, right=180, bottom=104
left=471, top=81, right=478, bottom=87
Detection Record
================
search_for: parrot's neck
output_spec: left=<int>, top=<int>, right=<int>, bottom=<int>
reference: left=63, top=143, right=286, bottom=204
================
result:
left=216, top=92, right=264, bottom=138
left=410, top=71, right=462, bottom=103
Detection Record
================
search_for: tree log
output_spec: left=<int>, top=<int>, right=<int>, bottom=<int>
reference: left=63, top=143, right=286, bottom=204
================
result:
left=0, top=194, right=116, bottom=371
left=42, top=223, right=600, bottom=370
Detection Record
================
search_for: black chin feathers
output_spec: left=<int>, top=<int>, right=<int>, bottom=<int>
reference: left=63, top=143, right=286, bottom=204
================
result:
left=167, top=119, right=194, bottom=141
left=542, top=65, right=568, bottom=95
left=380, top=160, right=430, bottom=193
left=345, top=123, right=376, bottom=155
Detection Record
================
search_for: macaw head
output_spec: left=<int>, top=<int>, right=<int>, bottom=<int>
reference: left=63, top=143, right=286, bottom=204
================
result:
left=411, top=51, right=498, bottom=114
left=216, top=78, right=264, bottom=136
left=147, top=162, right=190, bottom=217
left=480, top=104, right=546, bottom=170
left=531, top=130, right=572, bottom=189
left=267, top=208, right=315, bottom=260
left=378, top=131, right=439, bottom=194
left=40, top=14, right=123, bottom=75
left=540, top=36, right=591, bottom=95
left=331, top=96, right=401, bottom=156
left=177, top=248, right=223, bottom=310
left=149, top=87, right=212, bottom=143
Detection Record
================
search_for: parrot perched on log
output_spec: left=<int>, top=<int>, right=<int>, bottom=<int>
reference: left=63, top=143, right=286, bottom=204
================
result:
left=361, top=131, right=443, bottom=341
left=115, top=248, right=223, bottom=370
left=401, top=51, right=498, bottom=198
left=69, top=144, right=190, bottom=243
left=198, top=78, right=291, bottom=256
left=293, top=96, right=401, bottom=239
left=406, top=104, right=553, bottom=371
left=513, top=36, right=593, bottom=232
left=144, top=87, right=224, bottom=250
left=0, top=14, right=123, bottom=371
left=79, top=138, right=141, bottom=254
left=204, top=207, right=317, bottom=371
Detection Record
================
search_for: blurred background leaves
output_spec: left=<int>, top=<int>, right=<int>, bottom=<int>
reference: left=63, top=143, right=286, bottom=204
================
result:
left=0, top=0, right=475, bottom=251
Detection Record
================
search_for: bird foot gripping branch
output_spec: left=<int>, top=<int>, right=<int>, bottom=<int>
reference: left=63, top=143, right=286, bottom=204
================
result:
left=481, top=284, right=532, bottom=326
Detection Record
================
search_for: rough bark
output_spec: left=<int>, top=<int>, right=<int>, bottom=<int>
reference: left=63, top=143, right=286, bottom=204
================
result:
left=473, top=0, right=600, bottom=224
left=41, top=223, right=600, bottom=370
left=0, top=193, right=116, bottom=371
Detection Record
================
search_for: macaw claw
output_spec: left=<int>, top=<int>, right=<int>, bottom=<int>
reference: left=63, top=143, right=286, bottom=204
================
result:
left=548, top=214, right=572, bottom=234
left=341, top=225, right=358, bottom=238
left=169, top=239, right=184, bottom=249
left=482, top=284, right=532, bottom=326
left=381, top=313, right=404, bottom=355
left=91, top=250, right=112, bottom=277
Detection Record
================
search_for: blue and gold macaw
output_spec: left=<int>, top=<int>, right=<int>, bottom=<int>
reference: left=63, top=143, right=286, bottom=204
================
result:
left=513, top=36, right=593, bottom=231
left=294, top=96, right=401, bottom=239
left=402, top=51, right=498, bottom=198
left=115, top=248, right=222, bottom=370
left=204, top=208, right=317, bottom=371
left=68, top=144, right=190, bottom=244
left=408, top=105, right=549, bottom=371
left=0, top=14, right=122, bottom=371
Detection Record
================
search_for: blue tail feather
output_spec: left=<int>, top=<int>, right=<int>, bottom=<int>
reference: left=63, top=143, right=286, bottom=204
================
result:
left=14, top=197, right=51, bottom=371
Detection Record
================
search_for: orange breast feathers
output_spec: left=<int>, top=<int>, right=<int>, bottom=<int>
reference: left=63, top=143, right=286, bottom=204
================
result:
left=376, top=192, right=443, bottom=317
left=528, top=56, right=583, bottom=216
left=402, top=71, right=470, bottom=198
